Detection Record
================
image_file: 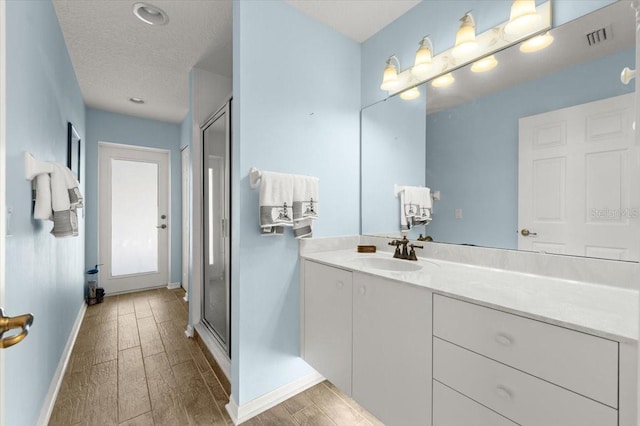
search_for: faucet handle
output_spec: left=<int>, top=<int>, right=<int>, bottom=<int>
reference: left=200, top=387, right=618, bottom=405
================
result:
left=408, top=244, right=423, bottom=261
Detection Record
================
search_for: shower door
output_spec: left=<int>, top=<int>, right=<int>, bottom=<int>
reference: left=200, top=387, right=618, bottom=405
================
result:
left=202, top=103, right=231, bottom=355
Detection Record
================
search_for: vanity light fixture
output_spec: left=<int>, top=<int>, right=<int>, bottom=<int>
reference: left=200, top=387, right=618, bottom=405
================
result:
left=471, top=55, right=498, bottom=73
left=129, top=97, right=145, bottom=104
left=432, top=73, right=455, bottom=88
left=133, top=2, right=169, bottom=26
left=411, top=36, right=434, bottom=77
left=400, top=86, right=420, bottom=100
left=452, top=12, right=478, bottom=60
left=504, top=0, right=541, bottom=36
left=380, top=55, right=401, bottom=91
left=519, top=31, right=554, bottom=53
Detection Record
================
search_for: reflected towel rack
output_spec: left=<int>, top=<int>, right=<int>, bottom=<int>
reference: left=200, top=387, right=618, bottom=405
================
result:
left=394, top=184, right=440, bottom=201
left=249, top=167, right=262, bottom=189
left=24, top=152, right=55, bottom=181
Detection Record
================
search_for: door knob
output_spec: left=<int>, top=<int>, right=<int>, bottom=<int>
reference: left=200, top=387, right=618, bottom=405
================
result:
left=520, top=228, right=537, bottom=237
left=0, top=308, right=34, bottom=349
left=156, top=224, right=167, bottom=229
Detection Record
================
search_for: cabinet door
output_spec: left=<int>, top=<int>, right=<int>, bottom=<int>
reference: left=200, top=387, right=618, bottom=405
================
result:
left=353, top=272, right=432, bottom=426
left=303, top=261, right=353, bottom=395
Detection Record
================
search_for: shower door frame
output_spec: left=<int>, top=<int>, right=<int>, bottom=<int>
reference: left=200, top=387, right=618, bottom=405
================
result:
left=201, top=102, right=232, bottom=357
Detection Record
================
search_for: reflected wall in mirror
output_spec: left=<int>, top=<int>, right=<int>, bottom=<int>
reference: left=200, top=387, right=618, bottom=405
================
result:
left=361, top=1, right=638, bottom=261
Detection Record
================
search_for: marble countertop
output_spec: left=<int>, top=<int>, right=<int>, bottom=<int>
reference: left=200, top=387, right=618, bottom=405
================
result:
left=301, top=249, right=639, bottom=343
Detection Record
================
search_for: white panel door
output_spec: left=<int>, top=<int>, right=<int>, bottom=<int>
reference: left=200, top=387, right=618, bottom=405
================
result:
left=99, top=143, right=169, bottom=294
left=519, top=93, right=638, bottom=260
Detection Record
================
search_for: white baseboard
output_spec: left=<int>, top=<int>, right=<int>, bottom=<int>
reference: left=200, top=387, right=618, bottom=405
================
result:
left=194, top=322, right=230, bottom=381
left=37, top=301, right=86, bottom=426
left=225, top=371, right=324, bottom=425
left=167, top=282, right=181, bottom=290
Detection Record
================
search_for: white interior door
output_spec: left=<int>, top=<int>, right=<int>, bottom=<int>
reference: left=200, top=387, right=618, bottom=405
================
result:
left=99, top=143, right=170, bottom=294
left=519, top=93, right=638, bottom=260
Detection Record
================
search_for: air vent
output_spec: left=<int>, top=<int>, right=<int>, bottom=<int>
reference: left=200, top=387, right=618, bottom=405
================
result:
left=586, top=25, right=612, bottom=46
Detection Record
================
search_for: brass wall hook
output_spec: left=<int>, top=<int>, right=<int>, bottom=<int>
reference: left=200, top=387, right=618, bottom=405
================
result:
left=0, top=308, right=34, bottom=349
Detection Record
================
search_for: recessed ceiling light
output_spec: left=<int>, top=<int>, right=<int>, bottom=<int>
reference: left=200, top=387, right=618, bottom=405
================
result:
left=133, top=2, right=169, bottom=26
left=129, top=97, right=145, bottom=104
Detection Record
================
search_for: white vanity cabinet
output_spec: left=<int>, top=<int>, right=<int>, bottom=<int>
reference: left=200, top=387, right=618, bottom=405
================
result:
left=432, top=294, right=635, bottom=426
left=302, top=260, right=353, bottom=394
left=302, top=260, right=433, bottom=426
left=352, top=272, right=432, bottom=426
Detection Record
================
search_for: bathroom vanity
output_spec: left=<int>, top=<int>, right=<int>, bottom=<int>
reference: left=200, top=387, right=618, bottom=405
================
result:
left=300, top=243, right=638, bottom=426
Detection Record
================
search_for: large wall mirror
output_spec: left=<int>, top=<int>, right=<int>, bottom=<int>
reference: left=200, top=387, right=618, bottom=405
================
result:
left=361, top=1, right=637, bottom=262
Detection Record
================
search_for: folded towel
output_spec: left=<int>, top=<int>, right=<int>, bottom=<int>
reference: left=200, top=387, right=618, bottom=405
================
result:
left=62, top=166, right=83, bottom=209
left=293, top=175, right=319, bottom=239
left=51, top=209, right=78, bottom=238
left=400, top=186, right=432, bottom=230
left=259, top=171, right=294, bottom=235
left=33, top=174, right=53, bottom=220
left=50, top=163, right=79, bottom=237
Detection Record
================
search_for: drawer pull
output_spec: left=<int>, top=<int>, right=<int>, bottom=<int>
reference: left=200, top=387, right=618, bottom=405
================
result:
left=495, top=332, right=514, bottom=346
left=495, top=385, right=514, bottom=401
left=336, top=281, right=344, bottom=289
left=359, top=286, right=366, bottom=295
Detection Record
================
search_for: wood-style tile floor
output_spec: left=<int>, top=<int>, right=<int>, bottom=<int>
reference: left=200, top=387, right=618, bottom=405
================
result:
left=49, top=288, right=383, bottom=426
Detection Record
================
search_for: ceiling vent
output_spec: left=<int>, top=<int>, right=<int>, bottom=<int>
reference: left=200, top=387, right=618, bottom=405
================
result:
left=586, top=25, right=612, bottom=46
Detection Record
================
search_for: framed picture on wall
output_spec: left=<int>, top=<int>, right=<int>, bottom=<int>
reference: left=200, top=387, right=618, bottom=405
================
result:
left=67, top=122, right=81, bottom=182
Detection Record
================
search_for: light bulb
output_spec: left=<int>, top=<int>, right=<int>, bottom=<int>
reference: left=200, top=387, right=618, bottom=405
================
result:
left=520, top=32, right=554, bottom=53
left=471, top=55, right=498, bottom=73
left=380, top=56, right=400, bottom=91
left=412, top=37, right=433, bottom=77
left=432, top=73, right=455, bottom=88
left=504, top=0, right=541, bottom=36
left=400, top=87, right=420, bottom=100
left=452, top=12, right=478, bottom=60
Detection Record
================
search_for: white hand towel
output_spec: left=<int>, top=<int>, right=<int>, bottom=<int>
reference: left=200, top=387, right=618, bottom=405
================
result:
left=33, top=173, right=53, bottom=220
left=400, top=186, right=432, bottom=229
left=62, top=166, right=83, bottom=209
left=259, top=171, right=294, bottom=236
left=50, top=163, right=78, bottom=238
left=293, top=175, right=319, bottom=239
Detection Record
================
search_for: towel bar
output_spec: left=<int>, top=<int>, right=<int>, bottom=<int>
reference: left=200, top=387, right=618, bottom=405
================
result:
left=24, top=152, right=54, bottom=181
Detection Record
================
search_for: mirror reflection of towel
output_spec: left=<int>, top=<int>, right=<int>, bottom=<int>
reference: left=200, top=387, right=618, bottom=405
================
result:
left=399, top=186, right=432, bottom=230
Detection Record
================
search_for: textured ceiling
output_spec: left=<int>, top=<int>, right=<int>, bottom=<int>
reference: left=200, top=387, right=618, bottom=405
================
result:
left=53, top=0, right=421, bottom=124
left=285, top=0, right=421, bottom=42
left=53, top=0, right=232, bottom=123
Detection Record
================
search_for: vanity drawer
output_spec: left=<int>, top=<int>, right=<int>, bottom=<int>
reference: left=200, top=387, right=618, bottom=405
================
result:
left=433, top=337, right=617, bottom=426
left=433, top=294, right=618, bottom=407
left=433, top=380, right=518, bottom=426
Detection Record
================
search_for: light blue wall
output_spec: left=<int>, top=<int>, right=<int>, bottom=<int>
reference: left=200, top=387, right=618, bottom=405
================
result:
left=5, top=1, right=85, bottom=424
left=361, top=0, right=616, bottom=107
left=85, top=108, right=182, bottom=284
left=426, top=47, right=635, bottom=248
left=361, top=91, right=426, bottom=239
left=233, top=0, right=361, bottom=404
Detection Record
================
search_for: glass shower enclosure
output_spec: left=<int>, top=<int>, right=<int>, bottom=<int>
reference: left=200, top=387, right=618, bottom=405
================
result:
left=202, top=102, right=231, bottom=356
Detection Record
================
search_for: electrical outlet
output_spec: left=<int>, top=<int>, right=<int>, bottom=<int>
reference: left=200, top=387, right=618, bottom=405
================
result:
left=455, top=208, right=463, bottom=219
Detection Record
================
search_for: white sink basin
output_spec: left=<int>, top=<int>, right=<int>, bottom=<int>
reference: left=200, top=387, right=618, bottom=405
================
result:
left=356, top=257, right=424, bottom=272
